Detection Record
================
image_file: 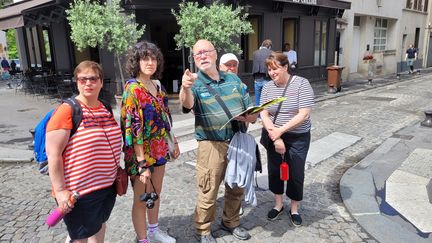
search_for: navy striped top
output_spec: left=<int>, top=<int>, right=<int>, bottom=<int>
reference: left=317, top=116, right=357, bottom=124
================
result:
left=260, top=75, right=314, bottom=133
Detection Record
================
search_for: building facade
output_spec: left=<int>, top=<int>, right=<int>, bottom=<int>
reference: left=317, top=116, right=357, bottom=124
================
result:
left=0, top=0, right=350, bottom=96
left=339, top=0, right=428, bottom=80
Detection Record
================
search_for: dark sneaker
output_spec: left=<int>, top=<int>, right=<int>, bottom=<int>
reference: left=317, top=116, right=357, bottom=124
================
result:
left=289, top=210, right=302, bottom=226
left=267, top=207, right=284, bottom=221
left=200, top=234, right=216, bottom=243
left=220, top=221, right=250, bottom=240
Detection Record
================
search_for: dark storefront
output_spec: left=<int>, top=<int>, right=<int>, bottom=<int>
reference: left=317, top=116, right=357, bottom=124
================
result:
left=1, top=0, right=350, bottom=97
left=124, top=0, right=350, bottom=92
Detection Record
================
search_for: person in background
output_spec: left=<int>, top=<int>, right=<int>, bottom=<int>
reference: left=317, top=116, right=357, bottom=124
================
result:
left=260, top=52, right=314, bottom=227
left=283, top=43, right=297, bottom=70
left=252, top=39, right=272, bottom=106
left=405, top=44, right=417, bottom=74
left=1, top=57, right=10, bottom=72
left=219, top=53, right=247, bottom=216
left=180, top=39, right=257, bottom=243
left=10, top=60, right=17, bottom=72
left=121, top=41, right=179, bottom=243
left=46, top=60, right=122, bottom=242
left=219, top=53, right=239, bottom=74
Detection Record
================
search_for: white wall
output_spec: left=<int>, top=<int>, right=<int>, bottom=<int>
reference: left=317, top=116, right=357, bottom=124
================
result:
left=341, top=0, right=427, bottom=80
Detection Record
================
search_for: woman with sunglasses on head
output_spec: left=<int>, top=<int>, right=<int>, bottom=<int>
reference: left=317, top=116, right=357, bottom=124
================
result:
left=260, top=52, right=314, bottom=226
left=121, top=41, right=180, bottom=243
left=45, top=61, right=122, bottom=242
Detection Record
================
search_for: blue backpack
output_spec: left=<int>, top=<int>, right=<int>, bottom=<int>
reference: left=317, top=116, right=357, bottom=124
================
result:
left=33, top=97, right=113, bottom=174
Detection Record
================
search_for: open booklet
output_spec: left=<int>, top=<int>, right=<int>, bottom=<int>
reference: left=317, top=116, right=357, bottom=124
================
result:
left=219, top=97, right=287, bottom=130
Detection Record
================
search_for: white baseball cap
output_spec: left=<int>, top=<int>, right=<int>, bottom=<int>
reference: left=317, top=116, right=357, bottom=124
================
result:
left=220, top=53, right=239, bottom=65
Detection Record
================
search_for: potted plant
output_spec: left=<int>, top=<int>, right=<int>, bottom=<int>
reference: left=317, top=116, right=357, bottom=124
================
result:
left=171, top=1, right=253, bottom=70
left=66, top=0, right=145, bottom=103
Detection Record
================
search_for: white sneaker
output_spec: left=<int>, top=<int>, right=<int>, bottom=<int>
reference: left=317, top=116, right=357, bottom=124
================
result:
left=147, top=229, right=176, bottom=243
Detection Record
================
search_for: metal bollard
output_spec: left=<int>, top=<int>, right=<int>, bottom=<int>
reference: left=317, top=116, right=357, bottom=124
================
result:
left=28, top=128, right=35, bottom=150
left=420, top=111, right=432, bottom=128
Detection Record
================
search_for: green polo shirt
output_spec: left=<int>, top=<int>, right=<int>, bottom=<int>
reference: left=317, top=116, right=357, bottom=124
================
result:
left=191, top=70, right=251, bottom=141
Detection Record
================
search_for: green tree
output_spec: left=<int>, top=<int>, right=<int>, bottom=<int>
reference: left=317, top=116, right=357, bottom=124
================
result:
left=6, top=30, right=18, bottom=59
left=66, top=0, right=144, bottom=93
left=172, top=1, right=253, bottom=64
left=0, top=0, right=12, bottom=8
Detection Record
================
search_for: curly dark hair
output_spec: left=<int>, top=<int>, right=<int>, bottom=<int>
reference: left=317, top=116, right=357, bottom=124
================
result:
left=125, top=41, right=164, bottom=79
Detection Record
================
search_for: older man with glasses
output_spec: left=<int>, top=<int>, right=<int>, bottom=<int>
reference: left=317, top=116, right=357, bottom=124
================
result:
left=180, top=40, right=257, bottom=243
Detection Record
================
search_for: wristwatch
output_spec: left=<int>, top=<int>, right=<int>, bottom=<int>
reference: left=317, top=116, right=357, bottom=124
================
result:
left=137, top=160, right=154, bottom=174
left=139, top=166, right=154, bottom=174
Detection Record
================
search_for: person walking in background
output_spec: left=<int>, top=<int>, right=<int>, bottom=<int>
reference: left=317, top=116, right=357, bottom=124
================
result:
left=180, top=39, right=257, bottom=243
left=46, top=61, right=122, bottom=242
left=283, top=43, right=297, bottom=70
left=405, top=44, right=417, bottom=74
left=121, top=41, right=179, bottom=243
left=10, top=60, right=17, bottom=72
left=1, top=56, right=10, bottom=72
left=252, top=39, right=272, bottom=106
left=260, top=52, right=314, bottom=226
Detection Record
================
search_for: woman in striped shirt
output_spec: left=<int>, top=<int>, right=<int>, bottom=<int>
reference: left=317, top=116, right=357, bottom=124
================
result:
left=260, top=52, right=314, bottom=226
left=46, top=61, right=122, bottom=242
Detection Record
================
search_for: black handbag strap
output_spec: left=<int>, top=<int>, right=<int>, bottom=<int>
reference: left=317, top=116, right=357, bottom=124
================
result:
left=198, top=79, right=234, bottom=119
left=198, top=79, right=244, bottom=132
left=272, top=75, right=294, bottom=123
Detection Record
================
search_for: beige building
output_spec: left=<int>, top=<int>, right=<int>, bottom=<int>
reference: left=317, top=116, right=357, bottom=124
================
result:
left=338, top=0, right=429, bottom=80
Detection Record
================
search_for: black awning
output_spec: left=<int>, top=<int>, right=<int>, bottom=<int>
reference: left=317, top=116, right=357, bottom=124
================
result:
left=273, top=0, right=351, bottom=10
left=0, top=0, right=55, bottom=30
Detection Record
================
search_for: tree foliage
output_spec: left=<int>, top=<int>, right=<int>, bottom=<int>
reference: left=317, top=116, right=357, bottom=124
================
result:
left=6, top=30, right=18, bottom=59
left=171, top=1, right=253, bottom=55
left=0, top=0, right=12, bottom=8
left=66, top=0, right=144, bottom=56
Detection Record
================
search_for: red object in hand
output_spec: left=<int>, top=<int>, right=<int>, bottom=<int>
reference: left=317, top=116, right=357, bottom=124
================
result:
left=280, top=161, right=289, bottom=181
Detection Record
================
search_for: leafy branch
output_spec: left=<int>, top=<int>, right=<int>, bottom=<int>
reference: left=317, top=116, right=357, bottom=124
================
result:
left=171, top=1, right=253, bottom=55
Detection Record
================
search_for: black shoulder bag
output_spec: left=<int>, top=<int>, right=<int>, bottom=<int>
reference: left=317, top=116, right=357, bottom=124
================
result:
left=259, top=75, right=293, bottom=150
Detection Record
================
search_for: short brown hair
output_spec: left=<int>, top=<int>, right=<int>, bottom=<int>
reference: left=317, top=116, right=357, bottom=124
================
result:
left=261, top=39, right=272, bottom=48
left=74, top=60, right=104, bottom=81
left=265, top=51, right=289, bottom=70
left=126, top=41, right=164, bottom=79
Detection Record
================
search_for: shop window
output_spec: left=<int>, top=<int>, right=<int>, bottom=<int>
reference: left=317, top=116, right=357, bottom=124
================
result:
left=283, top=19, right=297, bottom=52
left=42, top=29, right=52, bottom=62
left=373, top=18, right=387, bottom=51
left=241, top=16, right=260, bottom=62
left=354, top=16, right=360, bottom=27
left=406, top=0, right=412, bottom=8
left=314, top=20, right=328, bottom=66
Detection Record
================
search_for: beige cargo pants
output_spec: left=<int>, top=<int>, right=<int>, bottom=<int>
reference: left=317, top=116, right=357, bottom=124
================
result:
left=194, top=140, right=244, bottom=235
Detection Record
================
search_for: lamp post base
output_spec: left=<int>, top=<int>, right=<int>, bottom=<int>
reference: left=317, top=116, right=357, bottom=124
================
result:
left=420, top=111, right=432, bottom=128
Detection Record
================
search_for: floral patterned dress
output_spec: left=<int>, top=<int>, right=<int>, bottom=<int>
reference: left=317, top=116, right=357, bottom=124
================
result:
left=120, top=79, right=172, bottom=175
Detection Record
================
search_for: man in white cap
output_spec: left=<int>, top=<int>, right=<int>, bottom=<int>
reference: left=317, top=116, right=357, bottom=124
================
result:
left=219, top=53, right=239, bottom=74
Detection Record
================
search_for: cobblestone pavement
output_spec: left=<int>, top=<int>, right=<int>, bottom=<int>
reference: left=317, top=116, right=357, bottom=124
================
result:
left=1, top=73, right=431, bottom=242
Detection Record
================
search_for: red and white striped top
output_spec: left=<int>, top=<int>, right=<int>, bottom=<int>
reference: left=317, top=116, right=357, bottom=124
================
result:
left=47, top=102, right=122, bottom=196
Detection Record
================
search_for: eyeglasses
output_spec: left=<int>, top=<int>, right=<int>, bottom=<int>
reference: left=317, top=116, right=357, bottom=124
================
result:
left=193, top=49, right=215, bottom=58
left=77, top=76, right=100, bottom=84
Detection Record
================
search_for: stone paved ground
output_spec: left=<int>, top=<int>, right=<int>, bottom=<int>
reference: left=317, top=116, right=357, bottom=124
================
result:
left=0, top=72, right=431, bottom=242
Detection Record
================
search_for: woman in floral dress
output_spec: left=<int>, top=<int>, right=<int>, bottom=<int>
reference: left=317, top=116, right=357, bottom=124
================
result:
left=121, top=41, right=180, bottom=243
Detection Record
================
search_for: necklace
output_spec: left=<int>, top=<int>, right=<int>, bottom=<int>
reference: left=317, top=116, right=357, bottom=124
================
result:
left=137, top=78, right=158, bottom=97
